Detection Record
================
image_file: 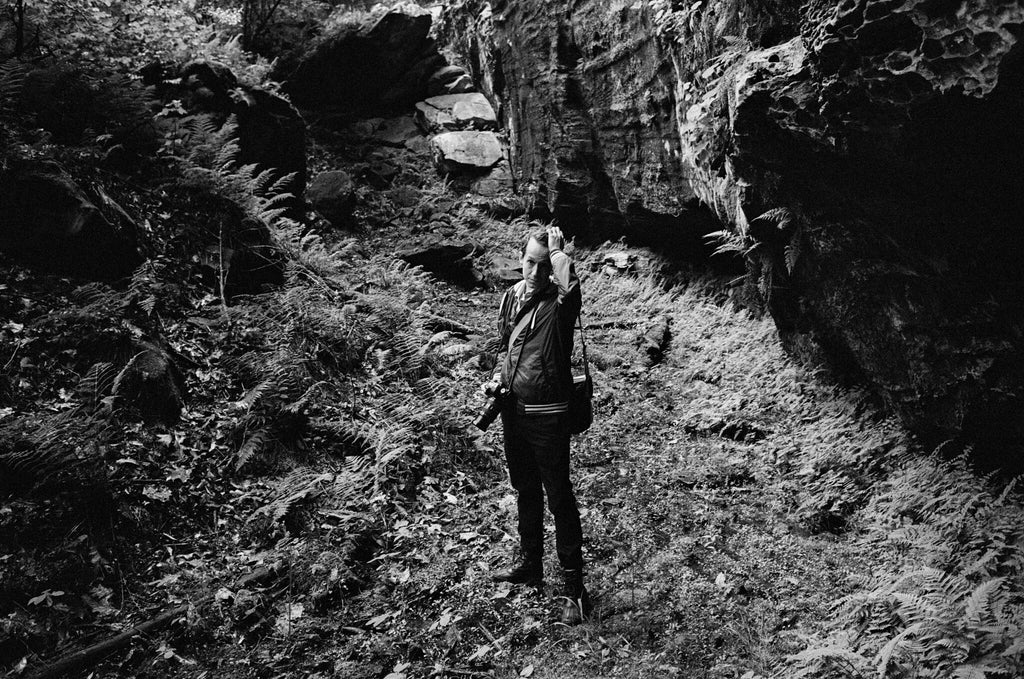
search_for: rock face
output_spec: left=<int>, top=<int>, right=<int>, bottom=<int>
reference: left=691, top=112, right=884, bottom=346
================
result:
left=439, top=0, right=710, bottom=241
left=442, top=0, right=1024, bottom=468
left=279, top=5, right=446, bottom=118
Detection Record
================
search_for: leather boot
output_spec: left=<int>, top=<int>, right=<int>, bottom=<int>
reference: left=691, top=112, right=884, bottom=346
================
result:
left=559, top=569, right=591, bottom=625
left=493, top=558, right=543, bottom=586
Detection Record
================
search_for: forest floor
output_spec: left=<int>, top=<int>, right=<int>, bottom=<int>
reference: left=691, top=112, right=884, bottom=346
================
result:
left=3, top=113, right=1022, bottom=679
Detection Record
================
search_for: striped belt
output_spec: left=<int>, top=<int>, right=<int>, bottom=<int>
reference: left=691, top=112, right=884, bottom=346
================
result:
left=512, top=400, right=568, bottom=415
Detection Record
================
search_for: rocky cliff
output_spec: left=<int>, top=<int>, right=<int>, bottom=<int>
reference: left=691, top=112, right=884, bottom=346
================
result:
left=440, top=0, right=1024, bottom=468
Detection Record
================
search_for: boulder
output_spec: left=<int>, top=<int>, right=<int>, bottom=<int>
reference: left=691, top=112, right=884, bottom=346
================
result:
left=113, top=341, right=187, bottom=426
left=171, top=186, right=285, bottom=298
left=180, top=59, right=238, bottom=113
left=601, top=252, right=637, bottom=275
left=431, top=131, right=503, bottom=174
left=415, top=93, right=497, bottom=132
left=397, top=237, right=479, bottom=285
left=372, top=116, right=423, bottom=147
left=381, top=53, right=449, bottom=110
left=404, top=135, right=432, bottom=153
left=307, top=171, right=356, bottom=228
left=485, top=255, right=522, bottom=287
left=234, top=88, right=308, bottom=209
left=279, top=5, right=443, bottom=117
left=0, top=159, right=140, bottom=279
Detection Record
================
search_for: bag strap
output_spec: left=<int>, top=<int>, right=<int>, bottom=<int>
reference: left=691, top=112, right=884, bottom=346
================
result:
left=575, top=309, right=590, bottom=379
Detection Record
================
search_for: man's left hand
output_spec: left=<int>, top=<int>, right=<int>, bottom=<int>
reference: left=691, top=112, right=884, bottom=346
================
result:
left=547, top=226, right=565, bottom=253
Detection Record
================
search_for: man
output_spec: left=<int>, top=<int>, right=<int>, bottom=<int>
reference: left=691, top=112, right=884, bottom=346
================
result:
left=484, top=224, right=591, bottom=625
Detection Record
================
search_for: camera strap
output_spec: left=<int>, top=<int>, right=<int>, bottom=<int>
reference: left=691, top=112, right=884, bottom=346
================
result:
left=506, top=304, right=538, bottom=388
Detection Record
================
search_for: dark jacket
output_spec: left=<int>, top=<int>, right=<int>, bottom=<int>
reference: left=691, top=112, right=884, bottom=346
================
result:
left=497, top=250, right=581, bottom=414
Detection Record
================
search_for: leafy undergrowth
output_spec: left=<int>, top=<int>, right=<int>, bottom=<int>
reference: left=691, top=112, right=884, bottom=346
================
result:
left=2, top=118, right=1023, bottom=679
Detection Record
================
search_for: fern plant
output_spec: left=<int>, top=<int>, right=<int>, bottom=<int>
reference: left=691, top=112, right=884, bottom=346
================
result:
left=707, top=207, right=801, bottom=303
left=0, top=59, right=29, bottom=154
left=0, top=59, right=28, bottom=115
left=790, top=453, right=1024, bottom=678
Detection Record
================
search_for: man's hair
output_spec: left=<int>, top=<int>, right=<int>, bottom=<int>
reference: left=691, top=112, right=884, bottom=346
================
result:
left=521, top=228, right=549, bottom=255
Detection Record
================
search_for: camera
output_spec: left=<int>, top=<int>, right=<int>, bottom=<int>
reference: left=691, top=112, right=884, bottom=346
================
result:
left=473, top=383, right=509, bottom=431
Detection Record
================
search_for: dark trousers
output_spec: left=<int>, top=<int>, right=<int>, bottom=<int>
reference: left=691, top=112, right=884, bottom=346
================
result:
left=501, top=410, right=584, bottom=571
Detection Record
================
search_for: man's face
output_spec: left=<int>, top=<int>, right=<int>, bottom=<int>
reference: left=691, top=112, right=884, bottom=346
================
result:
left=521, top=238, right=552, bottom=293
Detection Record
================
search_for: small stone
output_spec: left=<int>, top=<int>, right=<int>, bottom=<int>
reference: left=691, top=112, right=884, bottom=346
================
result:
left=360, top=160, right=400, bottom=188
left=389, top=185, right=420, bottom=208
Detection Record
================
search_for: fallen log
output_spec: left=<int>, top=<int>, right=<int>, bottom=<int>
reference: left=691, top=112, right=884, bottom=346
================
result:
left=25, top=565, right=283, bottom=679
left=25, top=605, right=188, bottom=679
left=418, top=310, right=479, bottom=335
left=584, top=319, right=639, bottom=330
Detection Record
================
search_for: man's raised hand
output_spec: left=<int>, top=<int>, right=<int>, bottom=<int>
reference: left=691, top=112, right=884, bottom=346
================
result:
left=547, top=226, right=565, bottom=253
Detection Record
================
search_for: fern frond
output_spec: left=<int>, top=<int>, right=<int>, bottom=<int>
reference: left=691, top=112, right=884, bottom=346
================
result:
left=0, top=60, right=29, bottom=112
left=77, top=362, right=117, bottom=409
left=964, top=578, right=1004, bottom=625
left=875, top=621, right=927, bottom=677
left=757, top=264, right=773, bottom=299
left=994, top=477, right=1020, bottom=506
left=237, top=378, right=275, bottom=411
left=251, top=166, right=279, bottom=196
left=236, top=429, right=272, bottom=470
left=785, top=237, right=801, bottom=274
left=183, top=114, right=218, bottom=140
left=109, top=351, right=147, bottom=405
left=250, top=470, right=335, bottom=523
left=752, top=207, right=792, bottom=226
left=267, top=171, right=299, bottom=196
left=70, top=282, right=116, bottom=308
left=952, top=664, right=997, bottom=679
left=413, top=377, right=449, bottom=401
left=0, top=412, right=112, bottom=492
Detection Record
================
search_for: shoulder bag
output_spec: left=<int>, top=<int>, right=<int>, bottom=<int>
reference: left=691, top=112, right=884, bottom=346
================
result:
left=569, top=313, right=593, bottom=435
